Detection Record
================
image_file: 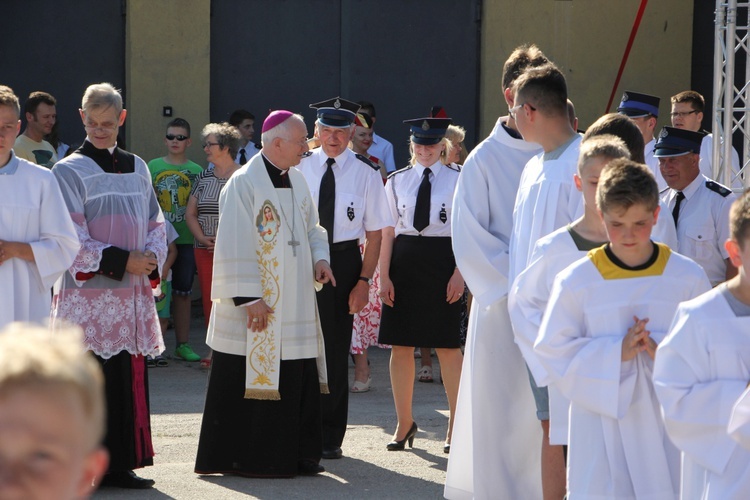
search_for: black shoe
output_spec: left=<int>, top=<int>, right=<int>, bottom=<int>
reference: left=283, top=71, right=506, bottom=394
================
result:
left=443, top=442, right=451, bottom=454
left=298, top=460, right=325, bottom=475
left=386, top=421, right=418, bottom=451
left=100, top=470, right=155, bottom=489
left=321, top=447, right=343, bottom=459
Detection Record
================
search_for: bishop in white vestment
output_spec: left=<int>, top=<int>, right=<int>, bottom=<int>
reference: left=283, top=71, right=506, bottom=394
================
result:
left=195, top=111, right=334, bottom=478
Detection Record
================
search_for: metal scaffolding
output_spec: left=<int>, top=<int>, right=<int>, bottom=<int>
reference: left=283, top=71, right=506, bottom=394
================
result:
left=714, top=0, right=750, bottom=190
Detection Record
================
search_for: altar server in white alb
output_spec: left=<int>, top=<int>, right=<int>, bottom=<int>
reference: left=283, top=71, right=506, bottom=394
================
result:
left=657, top=125, right=737, bottom=286
left=730, top=387, right=750, bottom=451
left=0, top=85, right=78, bottom=329
left=655, top=191, right=750, bottom=499
left=535, top=159, right=711, bottom=499
left=507, top=60, right=582, bottom=499
left=444, top=44, right=547, bottom=500
left=509, top=135, right=627, bottom=451
left=195, top=111, right=335, bottom=478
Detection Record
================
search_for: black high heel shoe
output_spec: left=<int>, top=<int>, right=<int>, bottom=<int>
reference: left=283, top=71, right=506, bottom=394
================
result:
left=386, top=421, right=418, bottom=451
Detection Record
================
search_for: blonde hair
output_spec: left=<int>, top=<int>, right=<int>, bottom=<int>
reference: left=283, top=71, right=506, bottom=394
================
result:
left=730, top=190, right=750, bottom=249
left=578, top=134, right=630, bottom=175
left=443, top=124, right=467, bottom=165
left=596, top=158, right=659, bottom=214
left=0, top=323, right=105, bottom=450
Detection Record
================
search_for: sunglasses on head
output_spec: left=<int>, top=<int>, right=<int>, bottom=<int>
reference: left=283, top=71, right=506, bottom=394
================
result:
left=166, top=134, right=189, bottom=141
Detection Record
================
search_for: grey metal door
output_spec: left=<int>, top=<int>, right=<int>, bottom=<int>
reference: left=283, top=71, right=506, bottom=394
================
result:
left=210, top=0, right=481, bottom=167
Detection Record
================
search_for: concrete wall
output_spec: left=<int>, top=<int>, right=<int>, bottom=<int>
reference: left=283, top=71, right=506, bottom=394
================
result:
left=480, top=0, right=693, bottom=137
left=125, top=0, right=211, bottom=165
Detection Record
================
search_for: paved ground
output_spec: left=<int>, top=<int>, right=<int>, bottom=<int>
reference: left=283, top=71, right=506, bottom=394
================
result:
left=95, top=306, right=452, bottom=499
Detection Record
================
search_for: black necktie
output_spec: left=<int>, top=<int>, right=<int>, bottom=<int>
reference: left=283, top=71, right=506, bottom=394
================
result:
left=239, top=148, right=247, bottom=165
left=672, top=191, right=685, bottom=227
left=319, top=158, right=336, bottom=244
left=413, top=168, right=431, bottom=232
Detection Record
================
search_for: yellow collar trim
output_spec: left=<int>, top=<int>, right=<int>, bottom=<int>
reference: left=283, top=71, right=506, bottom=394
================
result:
left=588, top=243, right=671, bottom=280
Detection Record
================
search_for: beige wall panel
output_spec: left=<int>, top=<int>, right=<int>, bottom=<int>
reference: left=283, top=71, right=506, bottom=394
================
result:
left=480, top=0, right=693, bottom=138
left=125, top=0, right=210, bottom=165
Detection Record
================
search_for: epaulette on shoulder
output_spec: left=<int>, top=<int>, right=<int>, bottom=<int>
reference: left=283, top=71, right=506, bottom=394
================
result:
left=387, top=165, right=413, bottom=179
left=705, top=180, right=732, bottom=197
left=354, top=153, right=380, bottom=171
left=445, top=163, right=461, bottom=173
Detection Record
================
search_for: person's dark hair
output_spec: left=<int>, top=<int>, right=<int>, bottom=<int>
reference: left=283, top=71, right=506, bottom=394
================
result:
left=24, top=91, right=56, bottom=116
left=671, top=90, right=705, bottom=113
left=502, top=44, right=549, bottom=91
left=730, top=189, right=750, bottom=249
left=228, top=109, right=255, bottom=127
left=596, top=158, right=659, bottom=214
left=202, top=122, right=241, bottom=159
left=167, top=117, right=191, bottom=136
left=583, top=113, right=646, bottom=163
left=513, top=63, right=568, bottom=118
left=0, top=85, right=20, bottom=117
left=356, top=100, right=376, bottom=118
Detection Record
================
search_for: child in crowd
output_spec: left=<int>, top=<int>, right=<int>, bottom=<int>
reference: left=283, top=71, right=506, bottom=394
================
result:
left=0, top=323, right=109, bottom=499
left=509, top=135, right=628, bottom=461
left=534, top=159, right=711, bottom=498
left=148, top=118, right=203, bottom=363
left=655, top=190, right=750, bottom=498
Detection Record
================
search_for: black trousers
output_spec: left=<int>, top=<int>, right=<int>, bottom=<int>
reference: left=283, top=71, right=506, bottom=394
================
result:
left=96, top=351, right=153, bottom=472
left=195, top=352, right=322, bottom=477
left=316, top=244, right=362, bottom=450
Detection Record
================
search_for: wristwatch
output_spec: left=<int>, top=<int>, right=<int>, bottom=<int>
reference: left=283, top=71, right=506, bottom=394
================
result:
left=358, top=276, right=373, bottom=285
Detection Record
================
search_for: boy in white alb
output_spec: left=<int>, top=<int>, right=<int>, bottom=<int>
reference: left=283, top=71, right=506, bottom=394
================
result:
left=535, top=159, right=711, bottom=499
left=509, top=135, right=627, bottom=451
left=654, top=191, right=750, bottom=499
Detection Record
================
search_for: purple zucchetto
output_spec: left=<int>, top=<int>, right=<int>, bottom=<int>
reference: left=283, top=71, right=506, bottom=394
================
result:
left=262, top=110, right=294, bottom=133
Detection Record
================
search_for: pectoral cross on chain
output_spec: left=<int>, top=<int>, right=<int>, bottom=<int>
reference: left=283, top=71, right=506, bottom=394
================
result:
left=288, top=237, right=300, bottom=257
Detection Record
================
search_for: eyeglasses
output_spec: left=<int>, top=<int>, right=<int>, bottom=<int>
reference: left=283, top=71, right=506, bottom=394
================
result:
left=509, top=102, right=536, bottom=119
left=84, top=123, right=118, bottom=133
left=202, top=142, right=220, bottom=149
left=166, top=134, right=189, bottom=141
left=670, top=110, right=698, bottom=119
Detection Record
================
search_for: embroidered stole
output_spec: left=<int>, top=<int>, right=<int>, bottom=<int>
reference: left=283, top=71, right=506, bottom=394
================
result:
left=242, top=162, right=328, bottom=399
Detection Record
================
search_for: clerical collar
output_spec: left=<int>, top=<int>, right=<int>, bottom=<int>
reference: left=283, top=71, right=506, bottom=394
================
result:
left=84, top=137, right=116, bottom=154
left=261, top=154, right=291, bottom=188
left=77, top=140, right=135, bottom=174
left=604, top=241, right=659, bottom=271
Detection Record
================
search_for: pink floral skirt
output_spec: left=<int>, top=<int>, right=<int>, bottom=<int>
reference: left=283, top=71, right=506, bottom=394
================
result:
left=350, top=246, right=388, bottom=354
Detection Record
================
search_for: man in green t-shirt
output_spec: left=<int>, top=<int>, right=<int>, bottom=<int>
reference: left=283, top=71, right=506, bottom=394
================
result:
left=148, top=118, right=204, bottom=363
